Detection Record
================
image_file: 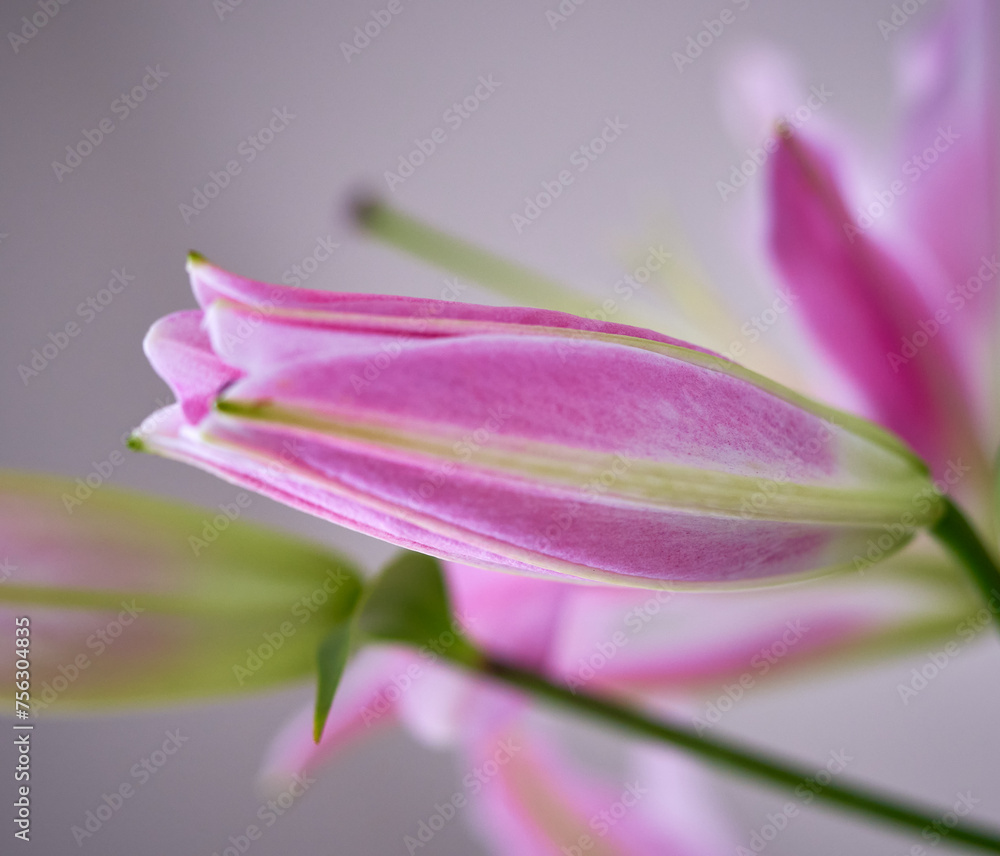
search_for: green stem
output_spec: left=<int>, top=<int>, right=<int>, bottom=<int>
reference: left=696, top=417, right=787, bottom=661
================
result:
left=930, top=498, right=1000, bottom=637
left=353, top=198, right=601, bottom=318
left=454, top=655, right=1000, bottom=853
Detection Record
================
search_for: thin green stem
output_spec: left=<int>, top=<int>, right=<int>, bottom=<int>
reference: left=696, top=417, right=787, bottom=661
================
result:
left=353, top=198, right=600, bottom=318
left=452, top=655, right=1000, bottom=853
left=930, top=498, right=1000, bottom=637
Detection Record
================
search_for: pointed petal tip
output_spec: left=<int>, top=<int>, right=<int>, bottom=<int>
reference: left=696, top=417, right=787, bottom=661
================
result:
left=186, top=250, right=210, bottom=270
left=125, top=434, right=146, bottom=453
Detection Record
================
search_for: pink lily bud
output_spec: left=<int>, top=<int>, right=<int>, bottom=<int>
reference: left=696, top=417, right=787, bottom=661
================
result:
left=133, top=255, right=940, bottom=588
left=0, top=470, right=361, bottom=712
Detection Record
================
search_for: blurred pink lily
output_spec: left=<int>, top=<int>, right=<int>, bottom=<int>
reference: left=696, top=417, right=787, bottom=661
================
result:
left=729, top=0, right=998, bottom=504
left=0, top=471, right=362, bottom=711
left=259, top=555, right=972, bottom=855
left=134, top=254, right=939, bottom=589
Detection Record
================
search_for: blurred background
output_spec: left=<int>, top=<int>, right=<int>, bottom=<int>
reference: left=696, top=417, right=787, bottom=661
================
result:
left=2, top=0, right=998, bottom=853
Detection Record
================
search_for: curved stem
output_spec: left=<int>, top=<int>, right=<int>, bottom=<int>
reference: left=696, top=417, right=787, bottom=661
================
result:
left=451, top=655, right=1000, bottom=853
left=930, top=498, right=1000, bottom=636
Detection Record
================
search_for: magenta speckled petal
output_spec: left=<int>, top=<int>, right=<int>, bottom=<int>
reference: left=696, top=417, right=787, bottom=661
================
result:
left=766, top=129, right=978, bottom=477
left=142, top=310, right=241, bottom=424
left=187, top=252, right=715, bottom=355
left=896, top=0, right=998, bottom=319
left=894, top=0, right=999, bottom=426
left=137, top=258, right=938, bottom=587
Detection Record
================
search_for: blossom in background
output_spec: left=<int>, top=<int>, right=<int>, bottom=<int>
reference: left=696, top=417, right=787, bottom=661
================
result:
left=685, top=0, right=997, bottom=512
left=259, top=555, right=973, bottom=855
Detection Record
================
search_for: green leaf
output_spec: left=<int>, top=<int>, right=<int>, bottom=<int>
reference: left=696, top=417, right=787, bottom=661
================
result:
left=313, top=622, right=354, bottom=743
left=356, top=551, right=480, bottom=665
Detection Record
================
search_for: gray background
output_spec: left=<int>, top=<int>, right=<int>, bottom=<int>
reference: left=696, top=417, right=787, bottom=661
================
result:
left=2, top=0, right=999, bottom=853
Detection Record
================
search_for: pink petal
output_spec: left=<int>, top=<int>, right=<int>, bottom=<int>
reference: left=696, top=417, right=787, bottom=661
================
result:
left=149, top=405, right=905, bottom=585
left=139, top=259, right=938, bottom=587
left=445, top=562, right=573, bottom=671
left=395, top=664, right=526, bottom=750
left=456, top=723, right=733, bottom=856
left=895, top=0, right=998, bottom=311
left=893, top=0, right=1000, bottom=422
left=188, top=252, right=714, bottom=357
left=551, top=555, right=961, bottom=696
left=142, top=310, right=241, bottom=424
left=766, top=128, right=979, bottom=478
left=221, top=334, right=839, bottom=475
